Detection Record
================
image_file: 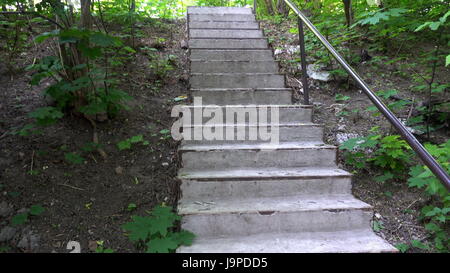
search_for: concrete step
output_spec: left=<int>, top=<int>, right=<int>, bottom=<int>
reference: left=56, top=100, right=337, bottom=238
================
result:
left=179, top=143, right=337, bottom=171
left=190, top=49, right=274, bottom=61
left=191, top=88, right=292, bottom=105
left=179, top=104, right=313, bottom=124
left=190, top=73, right=285, bottom=88
left=189, top=21, right=260, bottom=29
left=181, top=124, right=323, bottom=145
left=189, top=14, right=255, bottom=22
left=179, top=168, right=352, bottom=199
left=189, top=29, right=264, bottom=39
left=179, top=195, right=373, bottom=237
left=191, top=60, right=279, bottom=73
left=189, top=38, right=268, bottom=49
left=178, top=167, right=352, bottom=181
left=177, top=229, right=398, bottom=253
left=187, top=6, right=253, bottom=14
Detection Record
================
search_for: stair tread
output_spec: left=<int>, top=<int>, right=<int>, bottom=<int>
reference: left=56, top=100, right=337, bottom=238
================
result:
left=180, top=142, right=334, bottom=151
left=178, top=229, right=397, bottom=253
left=179, top=194, right=371, bottom=215
left=179, top=167, right=351, bottom=180
left=187, top=7, right=253, bottom=15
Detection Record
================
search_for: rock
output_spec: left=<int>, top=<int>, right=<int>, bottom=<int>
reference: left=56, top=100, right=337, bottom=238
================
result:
left=307, top=64, right=331, bottom=82
left=286, top=45, right=300, bottom=55
left=180, top=39, right=188, bottom=49
left=115, top=166, right=124, bottom=175
left=17, top=208, right=29, bottom=214
left=337, top=124, right=346, bottom=132
left=274, top=48, right=283, bottom=55
left=0, top=226, right=16, bottom=242
left=0, top=201, right=13, bottom=217
left=162, top=162, right=169, bottom=167
left=336, top=133, right=359, bottom=144
left=17, top=231, right=40, bottom=251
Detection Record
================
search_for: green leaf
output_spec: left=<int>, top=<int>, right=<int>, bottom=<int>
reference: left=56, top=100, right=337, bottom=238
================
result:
left=90, top=32, right=122, bottom=47
left=171, top=230, right=195, bottom=246
left=446, top=55, right=450, bottom=67
left=429, top=21, right=441, bottom=31
left=121, top=215, right=153, bottom=242
left=29, top=205, right=45, bottom=216
left=65, top=153, right=85, bottom=164
left=117, top=140, right=131, bottom=150
left=375, top=172, right=394, bottom=183
left=35, top=30, right=59, bottom=43
left=12, top=213, right=28, bottom=226
left=146, top=236, right=178, bottom=253
left=395, top=243, right=409, bottom=253
left=411, top=240, right=430, bottom=250
left=129, top=135, right=144, bottom=143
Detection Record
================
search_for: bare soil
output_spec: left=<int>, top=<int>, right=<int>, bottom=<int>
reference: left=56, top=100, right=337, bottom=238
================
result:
left=0, top=19, right=188, bottom=253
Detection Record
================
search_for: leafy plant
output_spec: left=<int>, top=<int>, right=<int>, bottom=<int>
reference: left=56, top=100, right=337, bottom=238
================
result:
left=121, top=204, right=195, bottom=253
left=11, top=205, right=46, bottom=226
left=407, top=140, right=449, bottom=252
left=117, top=134, right=147, bottom=150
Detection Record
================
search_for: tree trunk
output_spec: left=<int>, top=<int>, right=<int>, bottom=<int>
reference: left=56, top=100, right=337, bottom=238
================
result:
left=80, top=0, right=92, bottom=29
left=343, top=0, right=353, bottom=27
left=276, top=0, right=289, bottom=16
left=263, top=0, right=275, bottom=16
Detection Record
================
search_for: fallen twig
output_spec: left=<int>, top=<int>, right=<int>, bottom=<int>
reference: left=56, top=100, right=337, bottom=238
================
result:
left=58, top=183, right=85, bottom=191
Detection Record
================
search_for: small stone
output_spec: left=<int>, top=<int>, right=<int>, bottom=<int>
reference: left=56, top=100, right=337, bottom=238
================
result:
left=17, top=208, right=29, bottom=214
left=375, top=213, right=382, bottom=219
left=162, top=162, right=169, bottom=167
left=0, top=201, right=13, bottom=217
left=0, top=226, right=16, bottom=242
left=17, top=231, right=40, bottom=251
left=180, top=39, right=188, bottom=49
left=115, top=166, right=124, bottom=175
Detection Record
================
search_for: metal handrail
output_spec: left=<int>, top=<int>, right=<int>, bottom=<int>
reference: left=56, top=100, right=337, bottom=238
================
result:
left=253, top=0, right=450, bottom=190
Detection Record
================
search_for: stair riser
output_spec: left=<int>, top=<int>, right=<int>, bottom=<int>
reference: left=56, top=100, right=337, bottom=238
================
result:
left=189, top=21, right=259, bottom=29
left=190, top=50, right=274, bottom=61
left=190, top=29, right=263, bottom=39
left=180, top=209, right=372, bottom=237
left=187, top=7, right=253, bottom=14
left=189, top=14, right=255, bottom=22
left=190, top=74, right=285, bottom=88
left=180, top=177, right=352, bottom=200
left=189, top=39, right=268, bottom=49
left=192, top=90, right=292, bottom=105
left=191, top=61, right=279, bottom=73
left=181, top=126, right=323, bottom=144
left=179, top=106, right=312, bottom=124
left=181, top=148, right=337, bottom=171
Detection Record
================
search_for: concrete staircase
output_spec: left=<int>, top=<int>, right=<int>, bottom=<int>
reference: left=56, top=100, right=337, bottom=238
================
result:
left=176, top=6, right=396, bottom=253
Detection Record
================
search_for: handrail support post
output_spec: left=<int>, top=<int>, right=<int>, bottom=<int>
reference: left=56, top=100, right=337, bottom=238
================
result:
left=298, top=18, right=310, bottom=105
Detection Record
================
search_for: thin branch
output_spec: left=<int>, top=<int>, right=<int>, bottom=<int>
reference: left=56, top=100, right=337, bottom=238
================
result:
left=0, top=11, right=65, bottom=29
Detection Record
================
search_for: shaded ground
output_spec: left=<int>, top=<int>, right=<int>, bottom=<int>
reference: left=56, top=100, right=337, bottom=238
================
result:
left=260, top=17, right=449, bottom=252
left=0, top=19, right=188, bottom=253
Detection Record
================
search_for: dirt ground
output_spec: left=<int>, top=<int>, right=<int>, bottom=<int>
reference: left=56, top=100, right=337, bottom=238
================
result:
left=0, top=19, right=188, bottom=253
left=260, top=18, right=449, bottom=252
left=0, top=14, right=448, bottom=253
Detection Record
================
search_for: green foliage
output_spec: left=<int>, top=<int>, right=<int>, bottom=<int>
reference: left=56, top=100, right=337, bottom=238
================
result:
left=121, top=204, right=195, bottom=253
left=11, top=204, right=46, bottom=226
left=117, top=134, right=147, bottom=150
left=65, top=152, right=85, bottom=164
left=340, top=132, right=412, bottom=180
left=406, top=140, right=450, bottom=252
